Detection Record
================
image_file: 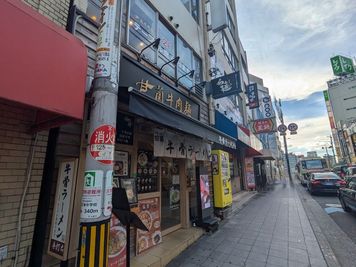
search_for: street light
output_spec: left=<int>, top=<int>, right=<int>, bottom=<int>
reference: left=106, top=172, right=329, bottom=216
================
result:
left=137, top=38, right=161, bottom=61
left=176, top=70, right=195, bottom=87
left=158, top=56, right=180, bottom=75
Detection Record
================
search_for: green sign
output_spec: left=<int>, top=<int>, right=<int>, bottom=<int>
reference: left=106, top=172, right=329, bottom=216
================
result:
left=330, top=55, right=355, bottom=76
left=323, top=90, right=329, bottom=101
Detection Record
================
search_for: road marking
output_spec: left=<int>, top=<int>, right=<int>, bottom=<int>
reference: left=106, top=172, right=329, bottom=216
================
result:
left=325, top=204, right=342, bottom=208
left=324, top=207, right=344, bottom=214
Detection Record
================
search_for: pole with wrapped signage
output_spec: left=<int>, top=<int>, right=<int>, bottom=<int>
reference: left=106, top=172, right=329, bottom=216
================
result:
left=78, top=0, right=122, bottom=266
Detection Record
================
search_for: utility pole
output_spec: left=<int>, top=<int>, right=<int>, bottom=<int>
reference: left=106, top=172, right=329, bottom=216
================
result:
left=330, top=135, right=336, bottom=164
left=277, top=99, right=292, bottom=181
left=78, top=1, right=122, bottom=266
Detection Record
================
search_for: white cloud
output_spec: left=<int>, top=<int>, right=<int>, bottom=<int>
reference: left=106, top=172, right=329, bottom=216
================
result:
left=249, top=63, right=330, bottom=100
left=283, top=115, right=332, bottom=156
left=237, top=0, right=356, bottom=100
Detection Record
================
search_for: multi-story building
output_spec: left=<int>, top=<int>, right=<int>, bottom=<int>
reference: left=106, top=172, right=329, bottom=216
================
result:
left=324, top=56, right=356, bottom=164
left=1, top=1, right=266, bottom=266
left=248, top=74, right=280, bottom=183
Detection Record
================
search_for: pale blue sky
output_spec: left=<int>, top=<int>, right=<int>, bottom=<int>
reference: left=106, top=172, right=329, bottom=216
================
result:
left=236, top=0, right=356, bottom=155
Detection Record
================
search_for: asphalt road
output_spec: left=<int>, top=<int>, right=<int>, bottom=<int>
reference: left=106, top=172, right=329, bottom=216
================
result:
left=300, top=184, right=356, bottom=244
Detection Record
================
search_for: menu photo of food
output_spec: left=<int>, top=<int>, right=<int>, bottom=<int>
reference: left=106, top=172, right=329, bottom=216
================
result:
left=108, top=215, right=127, bottom=267
left=136, top=197, right=161, bottom=254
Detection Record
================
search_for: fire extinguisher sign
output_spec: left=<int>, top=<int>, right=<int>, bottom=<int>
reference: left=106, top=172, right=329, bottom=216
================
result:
left=89, top=125, right=116, bottom=165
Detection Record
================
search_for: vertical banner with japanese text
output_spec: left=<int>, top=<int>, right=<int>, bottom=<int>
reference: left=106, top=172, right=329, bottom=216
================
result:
left=48, top=159, right=78, bottom=260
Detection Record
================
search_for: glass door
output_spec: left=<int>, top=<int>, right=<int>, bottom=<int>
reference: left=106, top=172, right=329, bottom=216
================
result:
left=161, top=158, right=181, bottom=231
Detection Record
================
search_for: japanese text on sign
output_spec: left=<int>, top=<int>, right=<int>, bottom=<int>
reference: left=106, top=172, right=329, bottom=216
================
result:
left=80, top=170, right=104, bottom=219
left=89, top=125, right=116, bottom=165
left=136, top=80, right=193, bottom=117
left=48, top=160, right=77, bottom=259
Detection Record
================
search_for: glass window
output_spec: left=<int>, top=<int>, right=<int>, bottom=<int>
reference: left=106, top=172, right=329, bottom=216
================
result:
left=161, top=158, right=181, bottom=230
left=181, top=0, right=190, bottom=11
left=87, top=0, right=101, bottom=22
left=177, top=38, right=193, bottom=88
left=191, top=0, right=199, bottom=23
left=193, top=54, right=202, bottom=84
left=128, top=0, right=157, bottom=63
left=157, top=21, right=176, bottom=77
left=180, top=0, right=199, bottom=23
left=227, top=12, right=235, bottom=38
left=221, top=33, right=238, bottom=71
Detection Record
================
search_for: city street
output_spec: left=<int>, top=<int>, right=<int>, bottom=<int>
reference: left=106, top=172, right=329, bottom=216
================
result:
left=300, top=185, right=356, bottom=244
left=168, top=180, right=356, bottom=267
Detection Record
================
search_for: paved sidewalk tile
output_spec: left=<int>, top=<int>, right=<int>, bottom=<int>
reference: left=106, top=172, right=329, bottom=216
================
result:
left=168, top=183, right=328, bottom=267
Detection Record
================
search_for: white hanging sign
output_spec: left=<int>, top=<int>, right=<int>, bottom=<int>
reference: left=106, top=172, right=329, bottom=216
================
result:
left=48, top=159, right=78, bottom=260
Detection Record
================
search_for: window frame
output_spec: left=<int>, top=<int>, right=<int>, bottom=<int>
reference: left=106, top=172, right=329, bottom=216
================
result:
left=221, top=32, right=238, bottom=71
left=180, top=0, right=200, bottom=24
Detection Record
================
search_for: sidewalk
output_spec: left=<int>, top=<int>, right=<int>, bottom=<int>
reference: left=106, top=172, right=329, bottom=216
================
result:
left=168, top=182, right=328, bottom=267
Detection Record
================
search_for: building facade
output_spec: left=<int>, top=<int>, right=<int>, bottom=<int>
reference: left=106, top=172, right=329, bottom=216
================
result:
left=0, top=0, right=271, bottom=266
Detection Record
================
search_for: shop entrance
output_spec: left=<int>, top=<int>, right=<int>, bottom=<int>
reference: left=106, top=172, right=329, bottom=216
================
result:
left=161, top=158, right=181, bottom=232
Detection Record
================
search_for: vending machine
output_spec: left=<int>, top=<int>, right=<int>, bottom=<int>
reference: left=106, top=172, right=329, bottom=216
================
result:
left=212, top=150, right=232, bottom=208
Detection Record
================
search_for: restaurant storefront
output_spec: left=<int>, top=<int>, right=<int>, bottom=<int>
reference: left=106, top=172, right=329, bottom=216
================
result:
left=107, top=53, right=235, bottom=259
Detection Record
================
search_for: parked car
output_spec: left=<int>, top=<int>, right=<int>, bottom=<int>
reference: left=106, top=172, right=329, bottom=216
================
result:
left=332, top=165, right=348, bottom=178
left=339, top=176, right=356, bottom=212
left=307, top=172, right=346, bottom=195
left=344, top=167, right=356, bottom=184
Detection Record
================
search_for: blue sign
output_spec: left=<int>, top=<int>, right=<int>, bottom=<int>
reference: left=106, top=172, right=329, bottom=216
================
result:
left=246, top=83, right=259, bottom=109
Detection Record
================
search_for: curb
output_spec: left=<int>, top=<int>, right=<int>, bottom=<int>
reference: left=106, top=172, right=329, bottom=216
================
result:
left=294, top=182, right=354, bottom=267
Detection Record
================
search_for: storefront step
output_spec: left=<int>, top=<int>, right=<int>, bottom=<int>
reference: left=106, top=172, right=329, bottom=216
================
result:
left=131, top=227, right=204, bottom=267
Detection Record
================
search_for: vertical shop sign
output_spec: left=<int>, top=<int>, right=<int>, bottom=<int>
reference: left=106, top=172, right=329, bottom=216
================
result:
left=89, top=125, right=116, bottom=165
left=246, top=83, right=259, bottom=109
left=245, top=157, right=255, bottom=189
left=48, top=160, right=78, bottom=260
left=108, top=215, right=127, bottom=267
left=80, top=170, right=104, bottom=219
left=136, top=197, right=162, bottom=254
left=262, top=96, right=274, bottom=118
left=200, top=175, right=211, bottom=209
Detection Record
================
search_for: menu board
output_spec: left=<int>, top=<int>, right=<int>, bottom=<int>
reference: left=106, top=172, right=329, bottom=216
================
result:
left=120, top=178, right=138, bottom=204
left=200, top=174, right=211, bottom=209
left=108, top=215, right=127, bottom=267
left=136, top=197, right=161, bottom=254
left=114, top=151, right=129, bottom=178
left=137, top=150, right=159, bottom=193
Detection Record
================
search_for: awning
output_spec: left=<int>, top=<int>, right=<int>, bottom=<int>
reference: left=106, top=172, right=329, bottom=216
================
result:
left=0, top=0, right=87, bottom=130
left=128, top=91, right=237, bottom=146
left=245, top=145, right=263, bottom=157
left=253, top=149, right=276, bottom=160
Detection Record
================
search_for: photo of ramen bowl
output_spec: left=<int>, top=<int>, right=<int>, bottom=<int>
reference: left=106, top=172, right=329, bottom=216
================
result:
left=108, top=226, right=126, bottom=257
left=170, top=189, right=180, bottom=204
left=152, top=231, right=162, bottom=245
left=139, top=210, right=153, bottom=230
left=138, top=236, right=149, bottom=252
